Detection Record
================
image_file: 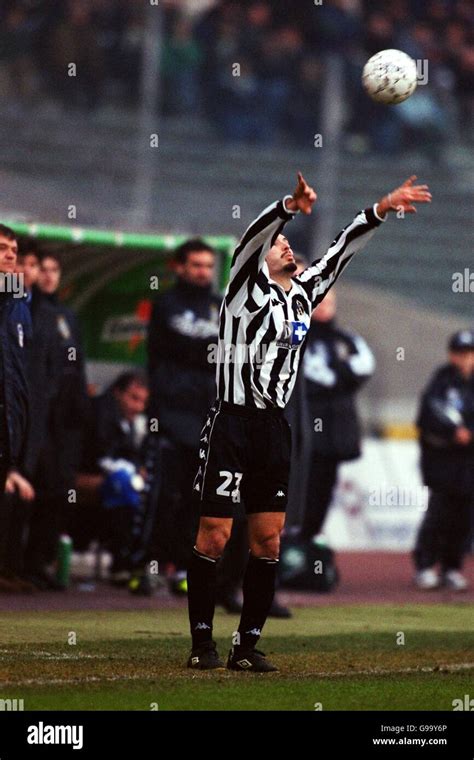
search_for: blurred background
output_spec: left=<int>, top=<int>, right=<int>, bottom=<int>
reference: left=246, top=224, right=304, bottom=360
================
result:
left=0, top=0, right=472, bottom=572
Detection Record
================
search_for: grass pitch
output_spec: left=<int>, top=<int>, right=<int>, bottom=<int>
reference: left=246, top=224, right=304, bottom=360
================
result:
left=0, top=605, right=472, bottom=710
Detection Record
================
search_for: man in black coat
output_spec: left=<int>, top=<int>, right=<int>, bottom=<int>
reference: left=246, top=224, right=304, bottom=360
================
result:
left=13, top=242, right=62, bottom=587
left=146, top=239, right=221, bottom=593
left=22, top=251, right=89, bottom=585
left=414, top=329, right=474, bottom=592
left=301, top=289, right=375, bottom=540
left=0, top=225, right=35, bottom=593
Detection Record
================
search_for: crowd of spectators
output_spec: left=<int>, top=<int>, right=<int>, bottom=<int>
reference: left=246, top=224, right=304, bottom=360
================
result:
left=0, top=0, right=472, bottom=153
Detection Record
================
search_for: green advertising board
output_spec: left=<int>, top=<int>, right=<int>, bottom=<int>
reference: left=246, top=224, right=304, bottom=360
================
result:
left=6, top=221, right=235, bottom=367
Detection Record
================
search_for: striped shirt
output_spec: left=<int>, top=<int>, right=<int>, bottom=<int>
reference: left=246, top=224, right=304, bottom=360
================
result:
left=216, top=196, right=385, bottom=409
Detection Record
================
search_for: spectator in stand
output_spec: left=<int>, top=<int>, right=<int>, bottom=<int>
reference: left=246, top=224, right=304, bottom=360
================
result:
left=0, top=4, right=35, bottom=103
left=455, top=45, right=474, bottom=143
left=162, top=14, right=203, bottom=114
left=47, top=0, right=104, bottom=110
left=0, top=1, right=471, bottom=148
left=414, top=330, right=474, bottom=592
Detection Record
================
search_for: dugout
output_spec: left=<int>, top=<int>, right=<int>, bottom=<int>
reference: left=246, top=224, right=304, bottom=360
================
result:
left=5, top=220, right=235, bottom=389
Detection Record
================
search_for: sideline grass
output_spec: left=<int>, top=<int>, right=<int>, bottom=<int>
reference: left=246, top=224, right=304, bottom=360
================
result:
left=0, top=605, right=471, bottom=710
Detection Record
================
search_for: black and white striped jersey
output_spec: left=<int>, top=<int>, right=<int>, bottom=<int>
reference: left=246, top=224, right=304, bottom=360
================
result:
left=216, top=196, right=385, bottom=409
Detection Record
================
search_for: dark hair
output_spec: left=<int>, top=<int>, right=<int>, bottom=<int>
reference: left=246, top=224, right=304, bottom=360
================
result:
left=111, top=371, right=149, bottom=394
left=18, top=237, right=41, bottom=259
left=174, top=238, right=215, bottom=265
left=39, top=250, right=62, bottom=269
left=0, top=224, right=17, bottom=242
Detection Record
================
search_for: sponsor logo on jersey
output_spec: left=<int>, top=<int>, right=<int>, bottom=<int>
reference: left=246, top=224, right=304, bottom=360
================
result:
left=277, top=320, right=308, bottom=350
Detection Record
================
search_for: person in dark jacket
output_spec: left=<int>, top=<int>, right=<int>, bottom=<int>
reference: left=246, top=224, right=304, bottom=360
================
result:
left=414, top=329, right=474, bottom=592
left=77, top=371, right=150, bottom=584
left=22, top=251, right=89, bottom=586
left=0, top=225, right=35, bottom=593
left=146, top=238, right=220, bottom=593
left=16, top=243, right=62, bottom=478
left=12, top=242, right=62, bottom=588
left=301, top=289, right=375, bottom=540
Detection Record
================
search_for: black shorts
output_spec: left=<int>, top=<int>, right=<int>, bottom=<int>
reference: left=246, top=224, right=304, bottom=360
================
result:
left=192, top=400, right=291, bottom=518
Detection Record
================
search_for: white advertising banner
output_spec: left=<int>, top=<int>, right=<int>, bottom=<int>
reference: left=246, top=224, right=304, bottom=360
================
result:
left=325, top=439, right=427, bottom=551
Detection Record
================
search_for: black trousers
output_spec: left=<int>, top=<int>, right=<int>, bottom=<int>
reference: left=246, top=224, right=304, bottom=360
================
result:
left=301, top=454, right=339, bottom=540
left=413, top=490, right=472, bottom=571
left=153, top=441, right=200, bottom=570
left=0, top=464, right=10, bottom=573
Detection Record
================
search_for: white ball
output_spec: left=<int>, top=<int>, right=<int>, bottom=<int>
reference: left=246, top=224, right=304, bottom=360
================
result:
left=362, top=49, right=418, bottom=105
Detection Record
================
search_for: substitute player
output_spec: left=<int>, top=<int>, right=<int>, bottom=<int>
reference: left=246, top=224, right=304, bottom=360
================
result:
left=187, top=173, right=432, bottom=672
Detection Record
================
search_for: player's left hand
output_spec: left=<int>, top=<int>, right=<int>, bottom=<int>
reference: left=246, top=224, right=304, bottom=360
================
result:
left=378, top=176, right=432, bottom=216
left=286, top=172, right=318, bottom=215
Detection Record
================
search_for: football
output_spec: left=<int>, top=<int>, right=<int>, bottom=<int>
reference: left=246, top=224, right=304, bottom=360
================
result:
left=362, top=48, right=418, bottom=105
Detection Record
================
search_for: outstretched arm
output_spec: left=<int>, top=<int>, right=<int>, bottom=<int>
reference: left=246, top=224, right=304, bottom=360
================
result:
left=375, top=175, right=432, bottom=218
left=297, top=176, right=432, bottom=307
left=225, top=173, right=317, bottom=312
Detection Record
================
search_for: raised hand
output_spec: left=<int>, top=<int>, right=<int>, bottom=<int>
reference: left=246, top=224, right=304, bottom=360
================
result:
left=378, top=176, right=432, bottom=216
left=286, top=172, right=318, bottom=215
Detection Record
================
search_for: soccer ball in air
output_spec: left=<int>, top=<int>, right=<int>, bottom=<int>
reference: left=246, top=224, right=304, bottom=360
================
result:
left=362, top=49, right=418, bottom=105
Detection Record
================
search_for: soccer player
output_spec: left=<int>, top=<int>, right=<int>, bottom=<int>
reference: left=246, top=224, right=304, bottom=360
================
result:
left=187, top=173, right=432, bottom=672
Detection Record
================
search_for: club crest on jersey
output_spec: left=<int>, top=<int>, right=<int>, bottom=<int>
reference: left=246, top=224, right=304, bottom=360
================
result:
left=277, top=320, right=308, bottom=350
left=293, top=296, right=307, bottom=320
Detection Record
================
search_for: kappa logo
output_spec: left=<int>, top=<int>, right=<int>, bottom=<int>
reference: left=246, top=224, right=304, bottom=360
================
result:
left=199, top=449, right=206, bottom=459
left=191, top=656, right=200, bottom=665
left=195, top=622, right=211, bottom=631
left=246, top=628, right=261, bottom=637
left=193, top=482, right=200, bottom=491
left=201, top=434, right=209, bottom=444
left=275, top=490, right=285, bottom=497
